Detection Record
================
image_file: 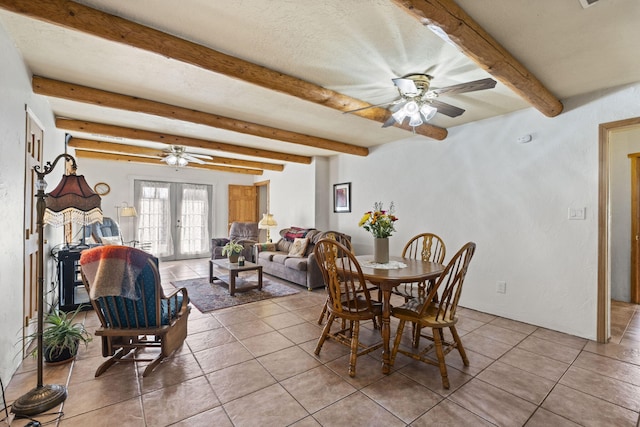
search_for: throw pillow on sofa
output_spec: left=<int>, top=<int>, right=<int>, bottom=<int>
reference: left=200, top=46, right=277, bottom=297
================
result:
left=288, top=237, right=309, bottom=257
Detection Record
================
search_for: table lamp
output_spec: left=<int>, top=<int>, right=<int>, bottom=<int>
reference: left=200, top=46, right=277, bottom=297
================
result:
left=12, top=153, right=102, bottom=417
left=258, top=213, right=278, bottom=242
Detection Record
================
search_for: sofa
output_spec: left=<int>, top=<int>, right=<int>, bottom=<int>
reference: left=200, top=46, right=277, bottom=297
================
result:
left=254, top=227, right=350, bottom=290
left=210, top=222, right=259, bottom=261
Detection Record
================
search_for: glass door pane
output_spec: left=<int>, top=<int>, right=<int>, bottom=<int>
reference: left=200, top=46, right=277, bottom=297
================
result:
left=177, top=183, right=210, bottom=258
left=136, top=181, right=174, bottom=258
left=134, top=180, right=212, bottom=260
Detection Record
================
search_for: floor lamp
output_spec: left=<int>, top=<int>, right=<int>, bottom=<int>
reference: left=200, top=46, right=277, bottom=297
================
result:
left=12, top=153, right=102, bottom=417
left=116, top=202, right=138, bottom=244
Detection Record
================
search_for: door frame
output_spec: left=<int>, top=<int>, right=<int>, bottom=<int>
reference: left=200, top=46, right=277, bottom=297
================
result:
left=23, top=107, right=44, bottom=348
left=598, top=116, right=640, bottom=343
left=628, top=153, right=640, bottom=304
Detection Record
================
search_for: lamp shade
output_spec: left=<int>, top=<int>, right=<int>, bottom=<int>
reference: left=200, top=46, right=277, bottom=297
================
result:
left=120, top=206, right=138, bottom=217
left=43, top=174, right=103, bottom=227
left=258, top=213, right=278, bottom=229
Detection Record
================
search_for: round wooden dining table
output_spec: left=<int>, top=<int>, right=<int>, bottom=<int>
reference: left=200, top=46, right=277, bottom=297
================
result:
left=355, top=255, right=445, bottom=373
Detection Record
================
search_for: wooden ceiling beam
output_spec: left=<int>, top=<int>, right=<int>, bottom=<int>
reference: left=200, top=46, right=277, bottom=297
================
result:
left=68, top=138, right=285, bottom=171
left=391, top=0, right=563, bottom=117
left=56, top=118, right=312, bottom=164
left=0, top=0, right=447, bottom=140
left=33, top=77, right=368, bottom=156
left=75, top=150, right=263, bottom=175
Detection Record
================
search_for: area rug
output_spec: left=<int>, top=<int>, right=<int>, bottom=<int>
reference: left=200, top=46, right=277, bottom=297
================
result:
left=171, top=276, right=299, bottom=313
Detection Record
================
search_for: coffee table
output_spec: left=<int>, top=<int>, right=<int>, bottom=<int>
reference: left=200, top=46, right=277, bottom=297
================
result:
left=209, top=259, right=263, bottom=296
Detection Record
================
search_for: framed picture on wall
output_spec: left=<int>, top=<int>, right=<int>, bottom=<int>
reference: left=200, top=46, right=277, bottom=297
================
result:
left=333, top=182, right=351, bottom=213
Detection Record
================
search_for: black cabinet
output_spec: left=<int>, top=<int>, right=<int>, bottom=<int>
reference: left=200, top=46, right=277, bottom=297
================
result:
left=57, top=248, right=91, bottom=312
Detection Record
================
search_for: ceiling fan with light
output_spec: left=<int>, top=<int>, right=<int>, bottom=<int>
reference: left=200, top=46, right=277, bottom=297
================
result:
left=162, top=145, right=213, bottom=167
left=349, top=74, right=497, bottom=130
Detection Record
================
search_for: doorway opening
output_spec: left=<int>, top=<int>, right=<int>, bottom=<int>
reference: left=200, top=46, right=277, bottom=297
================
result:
left=598, top=117, right=640, bottom=343
left=255, top=180, right=271, bottom=242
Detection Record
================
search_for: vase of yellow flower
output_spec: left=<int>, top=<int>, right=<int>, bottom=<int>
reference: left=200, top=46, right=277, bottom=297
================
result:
left=358, top=202, right=398, bottom=264
left=373, top=237, right=389, bottom=264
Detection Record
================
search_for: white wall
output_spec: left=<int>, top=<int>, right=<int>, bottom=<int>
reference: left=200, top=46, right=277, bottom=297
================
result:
left=314, top=157, right=330, bottom=231
left=0, top=24, right=67, bottom=385
left=260, top=161, right=318, bottom=234
left=610, top=126, right=640, bottom=301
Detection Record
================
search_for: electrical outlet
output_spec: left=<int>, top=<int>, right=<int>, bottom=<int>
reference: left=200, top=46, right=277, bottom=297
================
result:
left=497, top=281, right=506, bottom=294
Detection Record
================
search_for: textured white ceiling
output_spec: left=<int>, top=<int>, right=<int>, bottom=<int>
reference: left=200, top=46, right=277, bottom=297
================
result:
left=0, top=0, right=638, bottom=163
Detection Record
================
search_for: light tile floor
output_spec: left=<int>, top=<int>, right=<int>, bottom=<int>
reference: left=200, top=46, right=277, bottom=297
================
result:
left=3, top=258, right=640, bottom=426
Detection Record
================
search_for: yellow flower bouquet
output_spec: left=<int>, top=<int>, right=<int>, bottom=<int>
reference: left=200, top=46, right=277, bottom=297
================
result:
left=358, top=202, right=398, bottom=238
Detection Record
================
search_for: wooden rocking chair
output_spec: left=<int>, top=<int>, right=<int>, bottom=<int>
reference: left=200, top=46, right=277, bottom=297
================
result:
left=80, top=246, right=190, bottom=377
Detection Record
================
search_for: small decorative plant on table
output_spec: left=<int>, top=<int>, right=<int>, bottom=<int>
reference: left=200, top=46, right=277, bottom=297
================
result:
left=222, top=240, right=245, bottom=263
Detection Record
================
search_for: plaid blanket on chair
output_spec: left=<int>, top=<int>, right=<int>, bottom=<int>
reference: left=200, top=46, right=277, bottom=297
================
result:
left=80, top=246, right=153, bottom=300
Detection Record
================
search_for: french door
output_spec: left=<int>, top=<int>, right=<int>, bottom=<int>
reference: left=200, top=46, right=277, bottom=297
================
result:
left=134, top=180, right=212, bottom=260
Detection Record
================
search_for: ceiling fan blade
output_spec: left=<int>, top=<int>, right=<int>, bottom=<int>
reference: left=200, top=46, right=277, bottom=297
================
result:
left=381, top=116, right=398, bottom=128
left=429, top=78, right=497, bottom=97
left=187, top=153, right=213, bottom=160
left=183, top=154, right=206, bottom=164
left=388, top=101, right=405, bottom=113
left=429, top=100, right=465, bottom=118
left=392, top=77, right=419, bottom=95
left=344, top=99, right=401, bottom=114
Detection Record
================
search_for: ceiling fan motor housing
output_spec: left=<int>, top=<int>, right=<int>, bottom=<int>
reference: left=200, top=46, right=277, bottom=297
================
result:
left=398, top=73, right=433, bottom=97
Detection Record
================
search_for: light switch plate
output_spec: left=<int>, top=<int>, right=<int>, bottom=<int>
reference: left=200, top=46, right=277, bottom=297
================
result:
left=568, top=207, right=586, bottom=220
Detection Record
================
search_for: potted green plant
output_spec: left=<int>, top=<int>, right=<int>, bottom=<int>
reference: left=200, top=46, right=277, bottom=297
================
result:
left=222, top=240, right=244, bottom=263
left=31, top=306, right=93, bottom=364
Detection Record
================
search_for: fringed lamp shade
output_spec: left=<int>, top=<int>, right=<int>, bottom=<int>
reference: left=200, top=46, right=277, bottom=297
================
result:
left=43, top=174, right=103, bottom=227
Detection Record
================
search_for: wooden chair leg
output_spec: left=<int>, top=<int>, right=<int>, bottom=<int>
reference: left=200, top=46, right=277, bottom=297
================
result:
left=315, top=313, right=335, bottom=355
left=432, top=328, right=450, bottom=389
left=412, top=322, right=422, bottom=348
left=317, top=298, right=328, bottom=325
left=389, top=319, right=406, bottom=367
left=348, top=320, right=360, bottom=377
left=450, top=326, right=469, bottom=366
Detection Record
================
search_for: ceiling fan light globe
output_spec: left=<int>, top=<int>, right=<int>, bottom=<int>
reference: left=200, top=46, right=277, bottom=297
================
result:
left=392, top=109, right=408, bottom=124
left=404, top=100, right=419, bottom=115
left=177, top=157, right=188, bottom=167
left=420, top=104, right=437, bottom=121
left=166, top=154, right=178, bottom=166
left=409, top=113, right=423, bottom=127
